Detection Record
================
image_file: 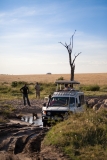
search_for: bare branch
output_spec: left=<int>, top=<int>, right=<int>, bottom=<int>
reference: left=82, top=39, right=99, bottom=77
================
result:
left=73, top=30, right=76, bottom=37
left=59, top=30, right=76, bottom=51
left=72, top=52, right=81, bottom=65
left=71, top=36, right=73, bottom=51
left=58, top=42, right=67, bottom=48
left=70, top=37, right=71, bottom=45
left=70, top=30, right=76, bottom=43
left=71, top=30, right=76, bottom=51
left=65, top=42, right=68, bottom=47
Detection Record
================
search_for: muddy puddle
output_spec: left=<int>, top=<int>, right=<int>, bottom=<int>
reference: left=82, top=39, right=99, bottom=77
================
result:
left=21, top=115, right=43, bottom=127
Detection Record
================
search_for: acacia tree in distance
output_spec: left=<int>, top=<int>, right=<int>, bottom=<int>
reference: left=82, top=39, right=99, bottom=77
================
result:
left=59, top=30, right=81, bottom=81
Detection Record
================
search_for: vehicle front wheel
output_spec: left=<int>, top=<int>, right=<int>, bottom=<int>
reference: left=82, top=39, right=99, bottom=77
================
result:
left=43, top=121, right=47, bottom=127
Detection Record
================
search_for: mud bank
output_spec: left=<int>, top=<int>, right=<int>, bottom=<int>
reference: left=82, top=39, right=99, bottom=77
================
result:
left=0, top=99, right=68, bottom=160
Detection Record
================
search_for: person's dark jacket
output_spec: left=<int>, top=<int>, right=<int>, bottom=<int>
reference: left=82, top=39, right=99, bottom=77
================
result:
left=20, top=86, right=29, bottom=94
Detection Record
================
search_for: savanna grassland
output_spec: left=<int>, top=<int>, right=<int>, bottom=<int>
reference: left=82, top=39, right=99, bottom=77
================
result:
left=0, top=73, right=107, bottom=160
left=0, top=73, right=107, bottom=85
left=0, top=73, right=107, bottom=100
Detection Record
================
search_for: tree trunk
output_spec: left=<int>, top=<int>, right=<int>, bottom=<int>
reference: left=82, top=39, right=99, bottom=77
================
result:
left=70, top=65, right=75, bottom=88
left=70, top=65, right=75, bottom=80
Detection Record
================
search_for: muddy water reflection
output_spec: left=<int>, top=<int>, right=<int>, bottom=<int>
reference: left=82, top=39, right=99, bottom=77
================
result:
left=21, top=116, right=43, bottom=126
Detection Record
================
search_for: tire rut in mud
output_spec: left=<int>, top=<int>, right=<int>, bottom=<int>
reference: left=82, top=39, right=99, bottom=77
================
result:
left=0, top=123, right=48, bottom=159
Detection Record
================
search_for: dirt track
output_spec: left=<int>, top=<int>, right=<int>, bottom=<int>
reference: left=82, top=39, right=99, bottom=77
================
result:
left=0, top=99, right=68, bottom=160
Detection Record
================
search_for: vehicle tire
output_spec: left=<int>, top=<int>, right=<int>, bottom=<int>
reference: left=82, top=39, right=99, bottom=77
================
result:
left=43, top=121, right=47, bottom=127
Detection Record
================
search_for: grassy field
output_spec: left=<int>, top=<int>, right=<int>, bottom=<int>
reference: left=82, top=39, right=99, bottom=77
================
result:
left=0, top=73, right=107, bottom=159
left=0, top=73, right=107, bottom=101
left=0, top=73, right=107, bottom=85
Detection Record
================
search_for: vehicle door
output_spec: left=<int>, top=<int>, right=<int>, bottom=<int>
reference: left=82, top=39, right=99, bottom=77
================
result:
left=76, top=96, right=84, bottom=112
left=69, top=97, right=76, bottom=112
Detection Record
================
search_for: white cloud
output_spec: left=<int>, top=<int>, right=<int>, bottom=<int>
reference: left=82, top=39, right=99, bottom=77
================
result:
left=0, top=1, right=107, bottom=74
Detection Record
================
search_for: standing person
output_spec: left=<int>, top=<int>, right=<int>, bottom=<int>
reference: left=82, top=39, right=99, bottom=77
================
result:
left=69, top=84, right=73, bottom=90
left=63, top=84, right=69, bottom=90
left=20, top=84, right=31, bottom=106
left=35, top=82, right=40, bottom=98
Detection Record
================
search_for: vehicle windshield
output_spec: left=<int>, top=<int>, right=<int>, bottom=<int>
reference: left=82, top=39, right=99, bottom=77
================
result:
left=48, top=97, right=75, bottom=107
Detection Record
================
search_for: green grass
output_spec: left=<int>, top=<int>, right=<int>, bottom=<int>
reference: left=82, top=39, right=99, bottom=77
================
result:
left=79, top=85, right=100, bottom=91
left=0, top=82, right=57, bottom=100
left=80, top=84, right=107, bottom=96
left=0, top=81, right=107, bottom=159
left=0, top=82, right=107, bottom=101
left=43, top=109, right=107, bottom=160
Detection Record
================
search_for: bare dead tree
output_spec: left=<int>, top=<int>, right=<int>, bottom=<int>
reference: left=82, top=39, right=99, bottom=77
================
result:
left=59, top=30, right=81, bottom=81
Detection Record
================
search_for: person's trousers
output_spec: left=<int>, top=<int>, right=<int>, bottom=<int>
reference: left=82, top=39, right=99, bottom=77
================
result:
left=23, top=94, right=30, bottom=106
left=36, top=91, right=40, bottom=98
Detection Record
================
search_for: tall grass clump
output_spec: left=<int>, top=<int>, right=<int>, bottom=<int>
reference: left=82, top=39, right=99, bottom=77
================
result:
left=80, top=85, right=100, bottom=91
left=100, top=85, right=107, bottom=92
left=0, top=85, right=10, bottom=93
left=43, top=109, right=107, bottom=160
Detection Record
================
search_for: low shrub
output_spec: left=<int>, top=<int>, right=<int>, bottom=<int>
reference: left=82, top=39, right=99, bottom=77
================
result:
left=11, top=81, right=17, bottom=87
left=57, top=76, right=64, bottom=80
left=11, top=81, right=27, bottom=87
left=80, top=85, right=100, bottom=91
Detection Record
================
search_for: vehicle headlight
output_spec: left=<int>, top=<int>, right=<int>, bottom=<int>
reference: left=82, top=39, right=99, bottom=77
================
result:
left=47, top=112, right=51, bottom=115
left=43, top=111, right=46, bottom=115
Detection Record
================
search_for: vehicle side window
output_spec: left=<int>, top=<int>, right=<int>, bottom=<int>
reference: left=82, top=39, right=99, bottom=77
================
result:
left=70, top=97, right=75, bottom=104
left=79, top=95, right=84, bottom=105
left=76, top=98, right=78, bottom=107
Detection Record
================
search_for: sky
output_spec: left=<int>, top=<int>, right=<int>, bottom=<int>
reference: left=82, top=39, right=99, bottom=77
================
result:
left=0, top=0, right=107, bottom=75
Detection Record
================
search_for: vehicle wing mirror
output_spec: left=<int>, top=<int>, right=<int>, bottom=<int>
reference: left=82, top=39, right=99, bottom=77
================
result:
left=43, top=103, right=46, bottom=107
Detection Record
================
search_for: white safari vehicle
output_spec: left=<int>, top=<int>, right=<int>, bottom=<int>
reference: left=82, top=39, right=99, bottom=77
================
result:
left=42, top=80, right=85, bottom=127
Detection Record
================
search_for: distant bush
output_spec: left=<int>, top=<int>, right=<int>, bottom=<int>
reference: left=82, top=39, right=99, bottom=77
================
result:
left=57, top=76, right=64, bottom=80
left=17, top=81, right=27, bottom=85
left=11, top=81, right=17, bottom=87
left=80, top=85, right=100, bottom=91
left=11, top=81, right=27, bottom=87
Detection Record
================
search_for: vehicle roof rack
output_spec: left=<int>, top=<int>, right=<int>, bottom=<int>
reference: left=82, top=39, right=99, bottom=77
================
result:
left=55, top=80, right=80, bottom=85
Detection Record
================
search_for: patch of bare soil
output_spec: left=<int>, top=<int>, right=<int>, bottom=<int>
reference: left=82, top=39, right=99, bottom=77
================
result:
left=85, top=95, right=107, bottom=110
left=0, top=99, right=69, bottom=160
left=0, top=99, right=44, bottom=114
